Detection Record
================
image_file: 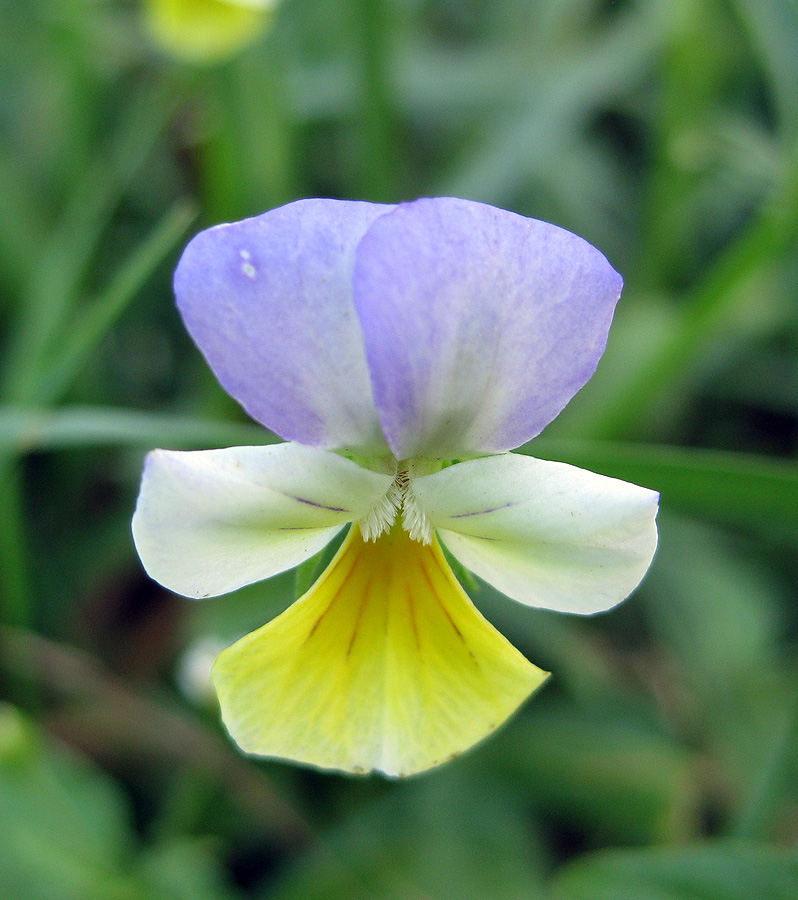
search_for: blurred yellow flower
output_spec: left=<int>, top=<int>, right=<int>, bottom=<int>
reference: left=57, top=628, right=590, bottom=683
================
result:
left=144, top=0, right=278, bottom=64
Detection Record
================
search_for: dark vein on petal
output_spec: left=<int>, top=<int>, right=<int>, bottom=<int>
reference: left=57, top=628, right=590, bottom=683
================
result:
left=304, top=552, right=361, bottom=642
left=450, top=502, right=514, bottom=518
left=406, top=587, right=421, bottom=650
left=418, top=558, right=477, bottom=663
left=290, top=495, right=348, bottom=513
left=346, top=577, right=372, bottom=657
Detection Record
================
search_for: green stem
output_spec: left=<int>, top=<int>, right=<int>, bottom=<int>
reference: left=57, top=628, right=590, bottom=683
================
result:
left=354, top=0, right=402, bottom=200
left=0, top=460, right=31, bottom=630
left=234, top=41, right=298, bottom=209
left=202, top=39, right=297, bottom=222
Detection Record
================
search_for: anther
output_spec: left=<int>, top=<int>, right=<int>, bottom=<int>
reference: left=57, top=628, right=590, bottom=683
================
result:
left=358, top=464, right=432, bottom=543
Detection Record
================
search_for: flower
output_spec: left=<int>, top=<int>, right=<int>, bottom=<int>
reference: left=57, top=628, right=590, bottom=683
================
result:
left=132, top=197, right=659, bottom=777
left=144, top=0, right=278, bottom=65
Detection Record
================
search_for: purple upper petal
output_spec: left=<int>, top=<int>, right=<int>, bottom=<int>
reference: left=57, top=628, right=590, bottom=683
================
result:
left=351, top=198, right=623, bottom=459
left=175, top=197, right=622, bottom=462
left=174, top=199, right=394, bottom=454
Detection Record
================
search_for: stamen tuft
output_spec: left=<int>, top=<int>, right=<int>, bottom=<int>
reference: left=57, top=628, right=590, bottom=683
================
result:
left=359, top=476, right=401, bottom=541
left=358, top=464, right=432, bottom=543
left=402, top=480, right=432, bottom=544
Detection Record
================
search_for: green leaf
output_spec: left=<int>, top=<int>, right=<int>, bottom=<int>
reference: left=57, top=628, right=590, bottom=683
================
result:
left=552, top=843, right=798, bottom=900
left=642, top=514, right=784, bottom=693
left=0, top=704, right=138, bottom=900
left=266, top=768, right=546, bottom=900
left=586, top=145, right=798, bottom=440
left=733, top=0, right=798, bottom=134
left=0, top=704, right=240, bottom=900
left=495, top=705, right=697, bottom=844
left=139, top=841, right=242, bottom=900
left=642, top=515, right=797, bottom=841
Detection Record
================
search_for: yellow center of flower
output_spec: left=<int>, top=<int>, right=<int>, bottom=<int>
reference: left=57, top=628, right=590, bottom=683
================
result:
left=211, top=522, right=547, bottom=776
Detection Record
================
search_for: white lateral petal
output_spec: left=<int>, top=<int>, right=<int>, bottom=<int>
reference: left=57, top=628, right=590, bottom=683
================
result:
left=132, top=443, right=393, bottom=599
left=413, top=454, right=659, bottom=615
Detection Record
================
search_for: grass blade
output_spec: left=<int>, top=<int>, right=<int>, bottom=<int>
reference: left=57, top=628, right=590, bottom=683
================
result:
left=33, top=201, right=196, bottom=405
left=0, top=406, right=273, bottom=453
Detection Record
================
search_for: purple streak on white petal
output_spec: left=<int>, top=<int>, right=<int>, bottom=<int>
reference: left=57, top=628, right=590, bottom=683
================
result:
left=351, top=198, right=623, bottom=459
left=131, top=442, right=394, bottom=599
left=413, top=453, right=659, bottom=615
left=174, top=199, right=395, bottom=453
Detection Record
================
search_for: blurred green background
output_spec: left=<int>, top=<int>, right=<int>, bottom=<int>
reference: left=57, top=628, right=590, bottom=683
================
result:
left=1, top=0, right=797, bottom=897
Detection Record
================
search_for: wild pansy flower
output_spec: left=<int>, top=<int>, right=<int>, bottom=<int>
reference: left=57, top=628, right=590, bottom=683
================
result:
left=144, top=0, right=277, bottom=64
left=132, top=198, right=659, bottom=777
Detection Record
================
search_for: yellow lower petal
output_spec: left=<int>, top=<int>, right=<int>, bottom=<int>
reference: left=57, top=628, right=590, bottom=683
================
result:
left=212, top=524, right=548, bottom=776
left=145, top=0, right=271, bottom=64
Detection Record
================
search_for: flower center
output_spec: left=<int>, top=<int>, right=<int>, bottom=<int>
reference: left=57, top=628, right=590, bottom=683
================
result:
left=359, top=463, right=433, bottom=544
